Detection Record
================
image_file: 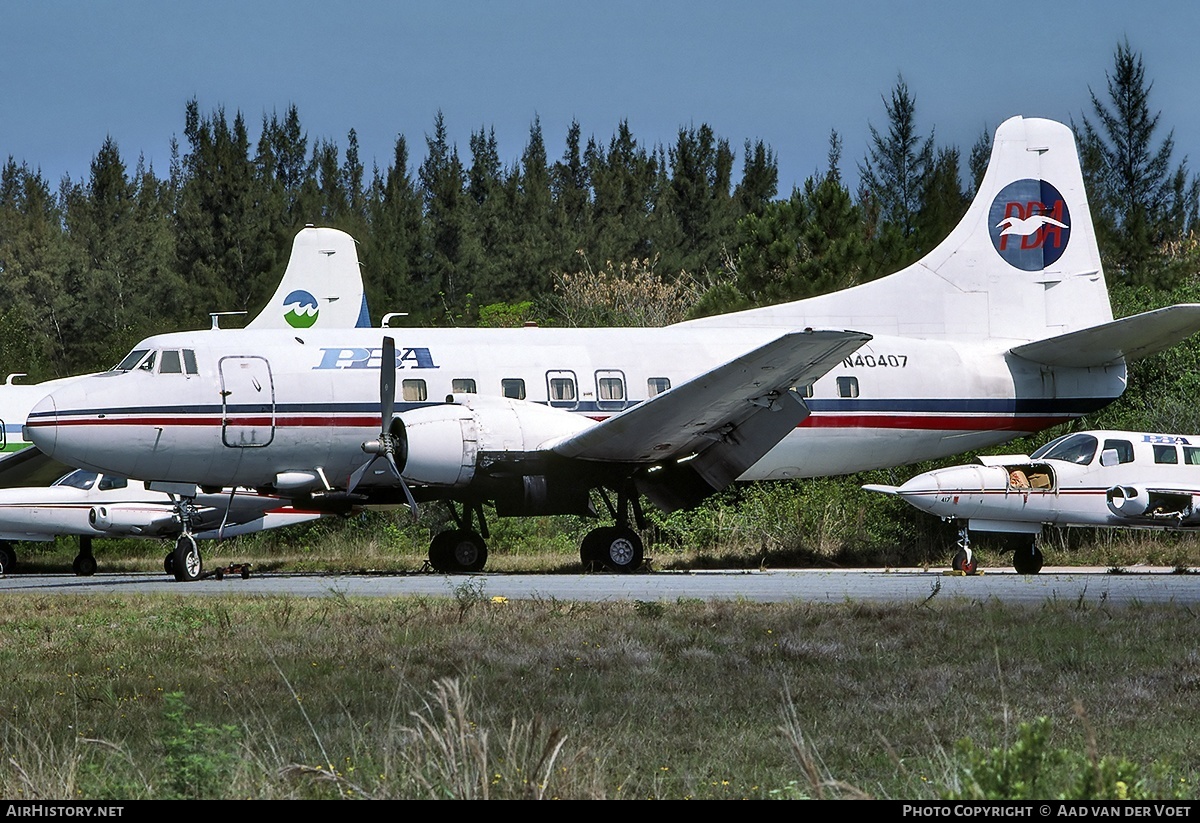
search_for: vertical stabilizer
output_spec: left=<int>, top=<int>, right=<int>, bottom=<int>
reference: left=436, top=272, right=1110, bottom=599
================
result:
left=247, top=226, right=371, bottom=329
left=681, top=116, right=1110, bottom=343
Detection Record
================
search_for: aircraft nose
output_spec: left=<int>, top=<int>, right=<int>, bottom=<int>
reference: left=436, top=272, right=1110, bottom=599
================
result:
left=26, top=393, right=57, bottom=455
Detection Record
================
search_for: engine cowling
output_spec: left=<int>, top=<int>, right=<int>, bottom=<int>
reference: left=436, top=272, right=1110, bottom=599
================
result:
left=394, top=395, right=596, bottom=488
left=89, top=505, right=178, bottom=535
left=1106, top=485, right=1194, bottom=519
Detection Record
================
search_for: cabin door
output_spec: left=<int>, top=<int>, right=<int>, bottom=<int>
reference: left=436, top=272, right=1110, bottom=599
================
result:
left=219, top=356, right=276, bottom=447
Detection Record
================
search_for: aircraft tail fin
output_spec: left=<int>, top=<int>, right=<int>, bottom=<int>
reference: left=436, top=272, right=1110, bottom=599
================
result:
left=247, top=226, right=371, bottom=329
left=680, top=116, right=1112, bottom=343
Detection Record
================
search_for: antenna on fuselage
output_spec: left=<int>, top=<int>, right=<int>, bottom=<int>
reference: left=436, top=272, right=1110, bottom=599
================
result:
left=209, top=311, right=248, bottom=330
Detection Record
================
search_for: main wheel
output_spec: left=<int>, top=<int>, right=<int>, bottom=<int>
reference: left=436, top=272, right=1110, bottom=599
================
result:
left=164, top=552, right=175, bottom=575
left=172, top=534, right=202, bottom=582
left=0, top=541, right=15, bottom=574
left=72, top=554, right=97, bottom=577
left=587, top=526, right=643, bottom=573
left=579, top=529, right=607, bottom=571
left=429, top=529, right=488, bottom=573
left=1013, top=543, right=1045, bottom=575
left=952, top=548, right=977, bottom=574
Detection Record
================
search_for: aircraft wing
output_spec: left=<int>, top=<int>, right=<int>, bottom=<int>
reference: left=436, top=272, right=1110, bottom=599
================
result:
left=0, top=446, right=75, bottom=489
left=1010, top=304, right=1200, bottom=367
left=548, top=329, right=870, bottom=505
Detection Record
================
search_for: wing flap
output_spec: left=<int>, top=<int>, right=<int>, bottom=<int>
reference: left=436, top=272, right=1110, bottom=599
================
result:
left=549, top=329, right=869, bottom=507
left=1010, top=304, right=1200, bottom=367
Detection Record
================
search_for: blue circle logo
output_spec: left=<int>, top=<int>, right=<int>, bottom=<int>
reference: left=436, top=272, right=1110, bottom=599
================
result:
left=283, top=289, right=319, bottom=328
left=988, top=179, right=1071, bottom=271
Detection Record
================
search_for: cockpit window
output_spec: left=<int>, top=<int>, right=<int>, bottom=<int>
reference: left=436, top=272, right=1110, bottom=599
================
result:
left=1032, top=433, right=1098, bottom=465
left=138, top=351, right=157, bottom=372
left=160, top=350, right=182, bottom=374
left=113, top=349, right=150, bottom=372
left=54, top=470, right=99, bottom=490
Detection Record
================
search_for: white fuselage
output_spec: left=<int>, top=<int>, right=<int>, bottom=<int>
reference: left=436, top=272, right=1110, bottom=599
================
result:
left=885, top=431, right=1200, bottom=532
left=25, top=325, right=1127, bottom=492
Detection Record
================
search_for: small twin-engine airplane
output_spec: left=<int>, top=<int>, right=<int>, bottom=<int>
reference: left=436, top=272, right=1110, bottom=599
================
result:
left=25, top=116, right=1200, bottom=581
left=0, top=468, right=322, bottom=576
left=0, top=224, right=368, bottom=574
left=866, top=430, right=1200, bottom=575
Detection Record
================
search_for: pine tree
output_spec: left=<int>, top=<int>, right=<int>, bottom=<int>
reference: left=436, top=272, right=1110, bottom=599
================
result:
left=1078, top=39, right=1199, bottom=286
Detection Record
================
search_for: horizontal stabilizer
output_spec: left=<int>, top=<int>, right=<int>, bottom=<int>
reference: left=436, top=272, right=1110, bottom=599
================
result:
left=1010, top=304, right=1200, bottom=367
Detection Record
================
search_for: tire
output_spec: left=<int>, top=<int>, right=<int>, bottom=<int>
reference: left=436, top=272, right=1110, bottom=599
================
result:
left=594, top=526, right=643, bottom=573
left=172, top=534, right=202, bottom=582
left=0, top=541, right=15, bottom=574
left=429, top=529, right=488, bottom=573
left=72, top=554, right=97, bottom=577
left=952, top=548, right=977, bottom=574
left=579, top=529, right=606, bottom=571
left=164, top=552, right=175, bottom=576
left=1013, top=543, right=1045, bottom=575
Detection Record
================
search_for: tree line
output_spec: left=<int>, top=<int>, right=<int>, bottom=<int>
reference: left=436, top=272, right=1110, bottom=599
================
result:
left=1, top=40, right=1198, bottom=384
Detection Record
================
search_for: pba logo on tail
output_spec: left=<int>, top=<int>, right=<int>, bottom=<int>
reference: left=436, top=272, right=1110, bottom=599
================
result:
left=282, top=290, right=319, bottom=328
left=988, top=179, right=1071, bottom=271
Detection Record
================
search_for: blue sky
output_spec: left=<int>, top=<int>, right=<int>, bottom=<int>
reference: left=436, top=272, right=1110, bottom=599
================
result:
left=3, top=1, right=1199, bottom=197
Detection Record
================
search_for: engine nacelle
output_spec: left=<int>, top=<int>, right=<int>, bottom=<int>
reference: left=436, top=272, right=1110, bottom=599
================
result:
left=395, top=395, right=596, bottom=488
left=89, top=505, right=178, bottom=535
left=1106, top=485, right=1193, bottom=519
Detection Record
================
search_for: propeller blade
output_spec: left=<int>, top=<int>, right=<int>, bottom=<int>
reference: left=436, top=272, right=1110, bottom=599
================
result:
left=399, top=477, right=419, bottom=520
left=380, top=336, right=395, bottom=427
left=347, top=456, right=378, bottom=493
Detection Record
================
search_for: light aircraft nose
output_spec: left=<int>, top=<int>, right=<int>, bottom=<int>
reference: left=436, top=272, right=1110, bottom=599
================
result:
left=26, top=393, right=57, bottom=455
left=892, top=465, right=995, bottom=518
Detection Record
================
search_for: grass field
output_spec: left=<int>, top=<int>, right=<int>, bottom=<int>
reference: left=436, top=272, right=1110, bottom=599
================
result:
left=3, top=509, right=1200, bottom=799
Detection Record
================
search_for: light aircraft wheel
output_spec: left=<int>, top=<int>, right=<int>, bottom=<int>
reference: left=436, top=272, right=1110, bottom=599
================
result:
left=952, top=547, right=977, bottom=575
left=172, top=534, right=202, bottom=582
left=72, top=554, right=97, bottom=577
left=1013, top=542, right=1044, bottom=575
left=0, top=541, right=15, bottom=574
left=590, top=526, right=643, bottom=573
left=429, top=529, right=487, bottom=573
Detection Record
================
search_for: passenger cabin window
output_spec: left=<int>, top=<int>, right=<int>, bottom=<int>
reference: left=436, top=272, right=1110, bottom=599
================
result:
left=836, top=376, right=859, bottom=398
left=795, top=384, right=814, bottom=399
left=1186, top=446, right=1200, bottom=466
left=1102, top=439, right=1135, bottom=464
left=452, top=378, right=477, bottom=394
left=1034, top=433, right=1098, bottom=465
left=547, top=372, right=577, bottom=407
left=596, top=370, right=626, bottom=410
left=502, top=378, right=526, bottom=400
left=97, top=476, right=128, bottom=491
left=1153, top=444, right=1179, bottom=464
left=647, top=377, right=671, bottom=397
left=402, top=379, right=427, bottom=402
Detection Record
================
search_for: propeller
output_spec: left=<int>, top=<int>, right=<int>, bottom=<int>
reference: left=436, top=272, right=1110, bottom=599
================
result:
left=348, top=336, right=418, bottom=518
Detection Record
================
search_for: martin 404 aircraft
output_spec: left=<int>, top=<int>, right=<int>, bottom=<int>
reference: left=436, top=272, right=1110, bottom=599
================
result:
left=866, top=430, right=1200, bottom=575
left=0, top=224, right=369, bottom=574
left=25, top=116, right=1200, bottom=581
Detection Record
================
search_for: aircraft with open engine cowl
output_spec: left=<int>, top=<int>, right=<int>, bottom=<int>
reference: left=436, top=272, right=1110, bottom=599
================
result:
left=25, top=116, right=1200, bottom=581
left=0, top=224, right=370, bottom=575
left=866, top=430, right=1200, bottom=575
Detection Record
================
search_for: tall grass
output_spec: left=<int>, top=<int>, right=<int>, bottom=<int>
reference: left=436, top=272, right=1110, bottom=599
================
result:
left=0, top=593, right=1197, bottom=799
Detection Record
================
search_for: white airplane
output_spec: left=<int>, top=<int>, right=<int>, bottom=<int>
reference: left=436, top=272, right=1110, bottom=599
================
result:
left=0, top=468, right=323, bottom=576
left=0, top=224, right=369, bottom=574
left=25, top=116, right=1200, bottom=581
left=865, top=430, right=1200, bottom=575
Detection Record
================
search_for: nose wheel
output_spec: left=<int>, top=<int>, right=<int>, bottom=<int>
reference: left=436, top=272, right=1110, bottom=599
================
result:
left=951, top=527, right=978, bottom=574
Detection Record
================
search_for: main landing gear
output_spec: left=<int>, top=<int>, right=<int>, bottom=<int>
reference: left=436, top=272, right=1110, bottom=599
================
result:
left=1012, top=537, right=1045, bottom=575
left=72, top=536, right=97, bottom=576
left=428, top=501, right=489, bottom=573
left=580, top=486, right=645, bottom=573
